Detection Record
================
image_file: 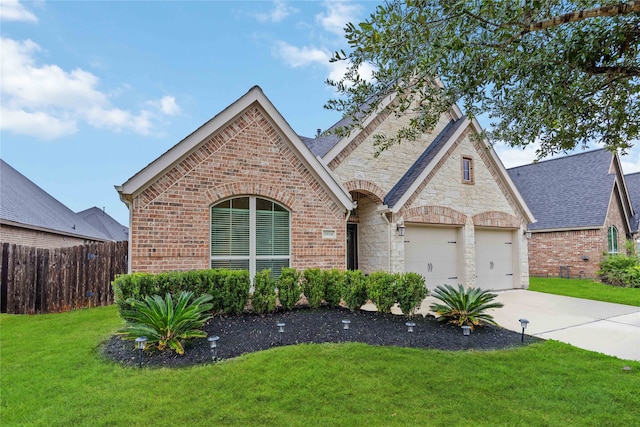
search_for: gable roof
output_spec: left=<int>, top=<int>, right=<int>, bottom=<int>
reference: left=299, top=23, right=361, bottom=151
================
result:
left=384, top=118, right=464, bottom=208
left=77, top=207, right=129, bottom=241
left=507, top=149, right=630, bottom=232
left=117, top=86, right=354, bottom=211
left=0, top=159, right=109, bottom=241
left=625, top=172, right=640, bottom=234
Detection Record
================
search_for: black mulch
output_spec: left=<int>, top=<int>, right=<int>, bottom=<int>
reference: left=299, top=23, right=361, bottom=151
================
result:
left=100, top=306, right=541, bottom=368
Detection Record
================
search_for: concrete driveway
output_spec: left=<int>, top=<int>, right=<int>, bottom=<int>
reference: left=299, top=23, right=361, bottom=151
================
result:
left=487, top=290, right=640, bottom=362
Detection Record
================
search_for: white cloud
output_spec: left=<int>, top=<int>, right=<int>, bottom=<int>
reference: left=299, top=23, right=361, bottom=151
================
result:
left=255, top=0, right=297, bottom=23
left=0, top=0, right=37, bottom=22
left=315, top=0, right=362, bottom=36
left=619, top=150, right=640, bottom=174
left=0, top=36, right=180, bottom=140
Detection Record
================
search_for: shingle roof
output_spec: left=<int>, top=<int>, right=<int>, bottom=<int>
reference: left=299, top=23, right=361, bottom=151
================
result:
left=507, top=149, right=615, bottom=231
left=624, top=172, right=640, bottom=234
left=0, top=159, right=109, bottom=241
left=384, top=118, right=465, bottom=208
left=77, top=207, right=129, bottom=241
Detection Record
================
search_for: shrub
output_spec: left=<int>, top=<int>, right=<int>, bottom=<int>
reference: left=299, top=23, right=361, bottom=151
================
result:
left=367, top=272, right=397, bottom=313
left=429, top=284, right=503, bottom=329
left=598, top=253, right=640, bottom=287
left=252, top=269, right=277, bottom=314
left=395, top=272, right=428, bottom=317
left=221, top=270, right=251, bottom=315
left=323, top=269, right=344, bottom=308
left=118, top=291, right=213, bottom=355
left=112, top=272, right=156, bottom=313
left=277, top=267, right=301, bottom=310
left=302, top=268, right=325, bottom=308
left=343, top=270, right=368, bottom=311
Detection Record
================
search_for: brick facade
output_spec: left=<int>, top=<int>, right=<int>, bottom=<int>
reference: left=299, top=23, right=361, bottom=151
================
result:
left=128, top=105, right=346, bottom=273
left=0, top=224, right=87, bottom=248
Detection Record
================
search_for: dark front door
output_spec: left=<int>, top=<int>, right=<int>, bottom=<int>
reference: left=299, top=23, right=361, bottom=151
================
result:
left=347, top=223, right=358, bottom=270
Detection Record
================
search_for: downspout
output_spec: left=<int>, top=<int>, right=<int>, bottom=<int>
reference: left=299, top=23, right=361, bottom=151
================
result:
left=344, top=202, right=355, bottom=269
left=116, top=186, right=133, bottom=274
left=378, top=206, right=392, bottom=272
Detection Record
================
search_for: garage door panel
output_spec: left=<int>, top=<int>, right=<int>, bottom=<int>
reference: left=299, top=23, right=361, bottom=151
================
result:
left=475, top=229, right=514, bottom=290
left=405, top=226, right=459, bottom=290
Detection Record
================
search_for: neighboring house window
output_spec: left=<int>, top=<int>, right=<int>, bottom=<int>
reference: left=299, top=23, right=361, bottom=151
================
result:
left=210, top=196, right=290, bottom=278
left=607, top=226, right=618, bottom=254
left=462, top=157, right=474, bottom=184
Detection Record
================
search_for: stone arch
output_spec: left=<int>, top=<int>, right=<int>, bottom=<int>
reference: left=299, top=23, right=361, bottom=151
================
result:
left=403, top=205, right=467, bottom=225
left=343, top=180, right=386, bottom=204
left=205, top=182, right=297, bottom=210
left=473, top=211, right=520, bottom=228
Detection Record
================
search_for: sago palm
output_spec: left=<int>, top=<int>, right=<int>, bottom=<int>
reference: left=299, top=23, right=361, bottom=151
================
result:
left=429, top=284, right=503, bottom=329
left=119, top=291, right=213, bottom=354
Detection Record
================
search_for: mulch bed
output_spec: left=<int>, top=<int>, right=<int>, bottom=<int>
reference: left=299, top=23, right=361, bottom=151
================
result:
left=100, top=306, right=541, bottom=368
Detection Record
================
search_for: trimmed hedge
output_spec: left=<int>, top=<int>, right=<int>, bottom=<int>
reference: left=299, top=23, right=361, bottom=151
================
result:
left=112, top=268, right=428, bottom=317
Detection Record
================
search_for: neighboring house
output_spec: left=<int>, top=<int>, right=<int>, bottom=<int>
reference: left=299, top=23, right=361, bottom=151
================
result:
left=624, top=172, right=640, bottom=253
left=508, top=149, right=635, bottom=279
left=0, top=159, right=111, bottom=248
left=117, top=86, right=533, bottom=290
left=77, top=207, right=129, bottom=242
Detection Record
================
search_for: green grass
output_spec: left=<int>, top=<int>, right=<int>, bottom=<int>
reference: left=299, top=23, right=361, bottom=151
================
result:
left=529, top=277, right=640, bottom=307
left=2, top=306, right=639, bottom=426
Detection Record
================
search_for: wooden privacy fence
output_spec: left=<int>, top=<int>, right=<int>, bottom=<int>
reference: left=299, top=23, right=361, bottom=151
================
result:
left=0, top=241, right=128, bottom=314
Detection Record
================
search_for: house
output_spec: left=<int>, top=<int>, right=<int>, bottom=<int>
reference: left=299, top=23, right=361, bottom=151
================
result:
left=77, top=207, right=129, bottom=242
left=117, top=86, right=533, bottom=290
left=624, top=172, right=640, bottom=252
left=508, top=149, right=636, bottom=279
left=0, top=159, right=113, bottom=248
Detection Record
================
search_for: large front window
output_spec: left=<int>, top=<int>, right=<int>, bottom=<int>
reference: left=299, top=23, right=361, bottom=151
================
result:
left=211, top=196, right=290, bottom=278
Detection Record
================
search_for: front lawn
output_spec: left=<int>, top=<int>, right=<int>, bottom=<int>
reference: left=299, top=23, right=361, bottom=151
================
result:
left=529, top=277, right=640, bottom=307
left=1, top=306, right=638, bottom=426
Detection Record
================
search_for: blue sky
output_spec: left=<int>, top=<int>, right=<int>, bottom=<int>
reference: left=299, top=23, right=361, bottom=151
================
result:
left=2, top=0, right=639, bottom=227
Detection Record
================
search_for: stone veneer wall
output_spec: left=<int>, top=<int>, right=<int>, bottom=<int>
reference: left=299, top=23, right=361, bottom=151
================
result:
left=129, top=105, right=347, bottom=273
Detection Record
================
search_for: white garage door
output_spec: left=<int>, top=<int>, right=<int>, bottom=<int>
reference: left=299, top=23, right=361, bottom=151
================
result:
left=405, top=226, right=459, bottom=290
left=475, top=229, right=515, bottom=290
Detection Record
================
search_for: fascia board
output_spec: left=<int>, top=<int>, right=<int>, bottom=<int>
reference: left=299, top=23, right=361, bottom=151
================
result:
left=391, top=117, right=471, bottom=213
left=323, top=94, right=395, bottom=164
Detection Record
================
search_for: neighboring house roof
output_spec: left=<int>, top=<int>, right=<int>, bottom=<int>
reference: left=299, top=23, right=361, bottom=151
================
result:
left=77, top=207, right=129, bottom=241
left=117, top=86, right=355, bottom=211
left=507, top=149, right=630, bottom=232
left=625, top=172, right=640, bottom=234
left=0, top=159, right=110, bottom=241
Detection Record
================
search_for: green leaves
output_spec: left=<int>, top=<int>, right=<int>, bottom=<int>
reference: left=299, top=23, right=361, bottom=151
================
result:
left=429, top=284, right=504, bottom=328
left=326, top=0, right=640, bottom=158
left=119, top=291, right=213, bottom=355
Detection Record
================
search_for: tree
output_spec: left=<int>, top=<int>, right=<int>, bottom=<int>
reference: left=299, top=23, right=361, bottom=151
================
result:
left=326, top=0, right=640, bottom=158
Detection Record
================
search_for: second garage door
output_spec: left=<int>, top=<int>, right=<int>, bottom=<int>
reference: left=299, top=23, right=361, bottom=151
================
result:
left=405, top=225, right=460, bottom=290
left=475, top=228, right=515, bottom=290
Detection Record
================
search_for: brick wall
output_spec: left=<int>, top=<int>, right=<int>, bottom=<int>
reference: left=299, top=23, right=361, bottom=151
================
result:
left=0, top=224, right=87, bottom=248
left=129, top=105, right=346, bottom=273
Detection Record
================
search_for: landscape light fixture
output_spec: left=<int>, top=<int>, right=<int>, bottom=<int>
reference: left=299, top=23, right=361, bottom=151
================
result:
left=519, top=318, right=529, bottom=343
left=276, top=322, right=285, bottom=343
left=135, top=336, right=147, bottom=368
left=405, top=321, right=416, bottom=346
left=396, top=223, right=406, bottom=237
left=461, top=325, right=471, bottom=336
left=342, top=319, right=351, bottom=330
left=207, top=335, right=220, bottom=361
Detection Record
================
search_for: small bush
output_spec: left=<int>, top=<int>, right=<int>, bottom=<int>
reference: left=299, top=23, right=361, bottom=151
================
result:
left=221, top=270, right=251, bottom=315
left=118, top=291, right=213, bottom=354
left=598, top=253, right=640, bottom=287
left=302, top=268, right=325, bottom=308
left=395, top=272, right=428, bottom=317
left=277, top=267, right=301, bottom=310
left=324, top=269, right=344, bottom=308
left=429, top=284, right=503, bottom=328
left=112, top=272, right=156, bottom=313
left=343, top=270, right=368, bottom=311
left=367, top=272, right=397, bottom=313
left=252, top=269, right=277, bottom=314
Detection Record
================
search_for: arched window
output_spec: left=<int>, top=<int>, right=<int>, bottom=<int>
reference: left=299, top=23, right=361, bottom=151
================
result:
left=607, top=226, right=618, bottom=254
left=210, top=196, right=290, bottom=278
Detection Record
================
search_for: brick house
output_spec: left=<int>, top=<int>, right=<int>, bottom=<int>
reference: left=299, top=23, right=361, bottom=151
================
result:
left=508, top=149, right=636, bottom=279
left=0, top=159, right=116, bottom=248
left=624, top=172, right=640, bottom=253
left=117, top=86, right=533, bottom=290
